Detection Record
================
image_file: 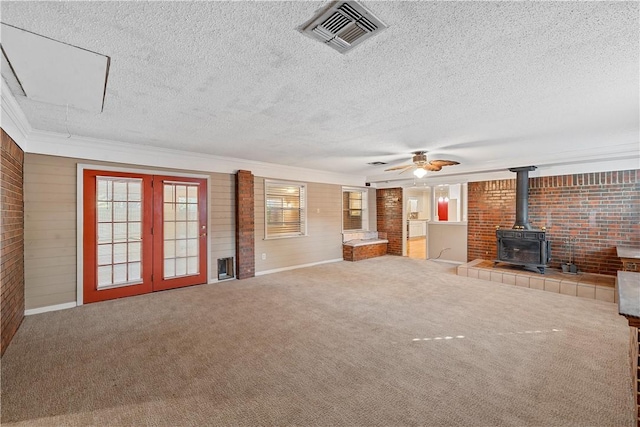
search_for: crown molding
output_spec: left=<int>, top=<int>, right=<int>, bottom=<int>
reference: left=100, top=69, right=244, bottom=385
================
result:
left=26, top=129, right=365, bottom=186
left=1, top=78, right=31, bottom=150
left=1, top=82, right=365, bottom=187
left=3, top=79, right=637, bottom=188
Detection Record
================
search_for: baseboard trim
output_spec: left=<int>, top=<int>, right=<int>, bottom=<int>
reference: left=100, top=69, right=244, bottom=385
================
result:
left=256, top=258, right=343, bottom=276
left=25, top=302, right=77, bottom=316
left=428, top=259, right=464, bottom=266
left=207, top=277, right=236, bottom=284
left=24, top=260, right=343, bottom=312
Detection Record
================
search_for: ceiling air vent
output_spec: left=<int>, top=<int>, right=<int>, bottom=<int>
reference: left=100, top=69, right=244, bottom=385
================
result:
left=298, top=1, right=388, bottom=54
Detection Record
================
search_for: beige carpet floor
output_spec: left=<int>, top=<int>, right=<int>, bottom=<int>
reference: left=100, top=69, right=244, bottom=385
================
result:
left=1, top=256, right=634, bottom=426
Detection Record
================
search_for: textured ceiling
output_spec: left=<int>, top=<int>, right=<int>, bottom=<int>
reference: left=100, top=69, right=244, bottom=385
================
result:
left=1, top=1, right=638, bottom=182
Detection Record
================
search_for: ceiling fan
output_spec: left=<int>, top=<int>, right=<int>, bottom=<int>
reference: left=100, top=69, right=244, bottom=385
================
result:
left=385, top=151, right=460, bottom=178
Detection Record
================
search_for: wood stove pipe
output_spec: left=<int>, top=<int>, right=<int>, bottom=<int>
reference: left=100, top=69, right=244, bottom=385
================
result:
left=509, top=166, right=537, bottom=230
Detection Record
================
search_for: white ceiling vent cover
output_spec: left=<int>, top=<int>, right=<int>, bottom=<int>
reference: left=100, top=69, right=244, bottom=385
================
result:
left=298, top=1, right=388, bottom=53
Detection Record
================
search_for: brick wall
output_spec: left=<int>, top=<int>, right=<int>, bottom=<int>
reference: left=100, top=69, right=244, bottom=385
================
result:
left=376, top=188, right=403, bottom=256
left=468, top=170, right=640, bottom=275
left=343, top=243, right=388, bottom=261
left=1, top=129, right=24, bottom=356
left=235, top=170, right=255, bottom=279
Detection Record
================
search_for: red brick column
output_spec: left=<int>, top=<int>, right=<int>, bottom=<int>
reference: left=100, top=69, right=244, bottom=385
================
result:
left=235, top=170, right=255, bottom=279
left=1, top=129, right=24, bottom=356
left=467, top=180, right=516, bottom=263
left=376, top=188, right=403, bottom=256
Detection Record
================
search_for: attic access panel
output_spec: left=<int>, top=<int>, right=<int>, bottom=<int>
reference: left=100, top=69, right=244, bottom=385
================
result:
left=1, top=23, right=109, bottom=113
left=298, top=1, right=388, bottom=53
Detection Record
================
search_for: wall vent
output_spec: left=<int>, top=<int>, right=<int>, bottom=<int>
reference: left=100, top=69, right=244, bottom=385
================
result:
left=217, top=257, right=235, bottom=281
left=298, top=1, right=388, bottom=54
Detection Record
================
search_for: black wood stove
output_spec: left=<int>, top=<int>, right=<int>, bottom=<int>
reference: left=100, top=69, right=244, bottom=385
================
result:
left=495, top=166, right=550, bottom=274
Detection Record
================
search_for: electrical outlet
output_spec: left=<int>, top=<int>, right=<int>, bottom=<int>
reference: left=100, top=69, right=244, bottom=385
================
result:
left=261, top=253, right=266, bottom=260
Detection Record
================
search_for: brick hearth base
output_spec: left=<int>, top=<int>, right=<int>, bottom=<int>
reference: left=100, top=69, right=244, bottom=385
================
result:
left=457, top=259, right=617, bottom=303
left=343, top=243, right=388, bottom=262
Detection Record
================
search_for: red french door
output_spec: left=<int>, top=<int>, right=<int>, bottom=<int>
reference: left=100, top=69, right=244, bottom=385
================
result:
left=83, top=170, right=207, bottom=304
left=152, top=176, right=208, bottom=291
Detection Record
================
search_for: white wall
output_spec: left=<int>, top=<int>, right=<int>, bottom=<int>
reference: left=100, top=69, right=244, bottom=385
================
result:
left=427, top=223, right=467, bottom=263
left=405, top=187, right=431, bottom=220
left=367, top=188, right=377, bottom=231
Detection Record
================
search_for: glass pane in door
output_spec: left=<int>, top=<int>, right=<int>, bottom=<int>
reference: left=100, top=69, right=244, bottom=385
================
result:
left=163, top=182, right=201, bottom=279
left=96, top=177, right=143, bottom=289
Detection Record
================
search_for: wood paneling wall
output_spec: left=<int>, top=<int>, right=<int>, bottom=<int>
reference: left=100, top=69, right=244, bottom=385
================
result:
left=23, top=154, right=352, bottom=309
left=23, top=154, right=236, bottom=310
left=210, top=173, right=236, bottom=280
left=23, top=155, right=76, bottom=309
left=254, top=177, right=343, bottom=272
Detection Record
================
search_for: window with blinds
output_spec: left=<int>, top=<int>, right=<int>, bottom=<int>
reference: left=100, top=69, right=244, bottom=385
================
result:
left=265, top=181, right=307, bottom=238
left=343, top=187, right=368, bottom=231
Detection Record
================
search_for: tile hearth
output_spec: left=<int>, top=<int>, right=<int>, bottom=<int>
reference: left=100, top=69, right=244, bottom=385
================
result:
left=457, top=259, right=617, bottom=303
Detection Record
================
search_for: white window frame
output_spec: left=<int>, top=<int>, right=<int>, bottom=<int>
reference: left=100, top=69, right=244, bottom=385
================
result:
left=342, top=186, right=369, bottom=232
left=264, top=180, right=307, bottom=239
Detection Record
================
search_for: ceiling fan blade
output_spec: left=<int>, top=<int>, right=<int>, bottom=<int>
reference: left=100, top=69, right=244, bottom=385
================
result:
left=384, top=164, right=414, bottom=171
left=385, top=154, right=459, bottom=174
left=399, top=166, right=416, bottom=174
left=430, top=159, right=460, bottom=167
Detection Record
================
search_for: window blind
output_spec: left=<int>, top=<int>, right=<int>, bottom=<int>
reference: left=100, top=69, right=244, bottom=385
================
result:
left=342, top=188, right=368, bottom=231
left=265, top=182, right=306, bottom=238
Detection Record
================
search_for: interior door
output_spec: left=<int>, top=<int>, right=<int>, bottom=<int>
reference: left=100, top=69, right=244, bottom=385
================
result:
left=83, top=171, right=207, bottom=303
left=152, top=177, right=208, bottom=291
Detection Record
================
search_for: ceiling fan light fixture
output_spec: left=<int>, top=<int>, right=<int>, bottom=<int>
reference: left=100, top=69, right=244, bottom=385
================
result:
left=413, top=168, right=427, bottom=178
left=384, top=151, right=459, bottom=175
